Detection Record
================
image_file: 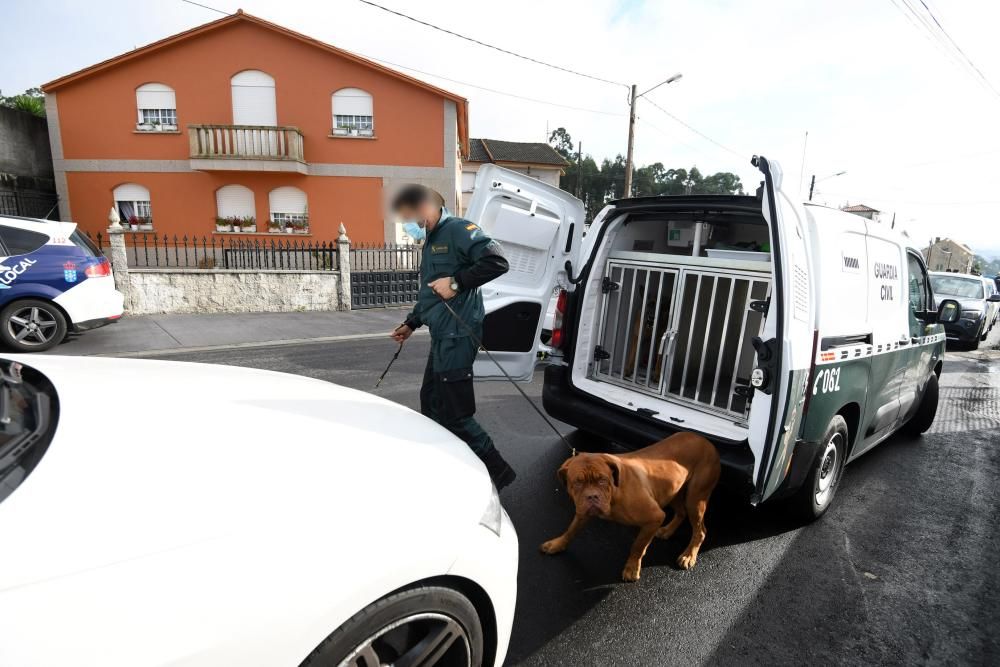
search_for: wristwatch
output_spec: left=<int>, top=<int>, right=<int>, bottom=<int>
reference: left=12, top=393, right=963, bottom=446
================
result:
left=450, top=278, right=459, bottom=292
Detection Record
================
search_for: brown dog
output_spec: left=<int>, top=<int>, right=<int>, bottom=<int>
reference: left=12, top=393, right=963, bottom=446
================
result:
left=622, top=292, right=673, bottom=382
left=540, top=433, right=721, bottom=582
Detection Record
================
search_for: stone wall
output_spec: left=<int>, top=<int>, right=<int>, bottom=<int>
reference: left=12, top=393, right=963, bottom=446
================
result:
left=0, top=106, right=53, bottom=180
left=127, top=269, right=344, bottom=315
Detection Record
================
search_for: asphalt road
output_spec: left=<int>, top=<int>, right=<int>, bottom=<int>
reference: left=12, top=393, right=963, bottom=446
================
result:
left=152, top=328, right=1000, bottom=666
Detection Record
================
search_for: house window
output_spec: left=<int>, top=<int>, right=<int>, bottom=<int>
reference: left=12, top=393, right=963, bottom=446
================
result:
left=113, top=183, right=153, bottom=230
left=215, top=185, right=256, bottom=232
left=268, top=186, right=309, bottom=233
left=136, top=83, right=177, bottom=131
left=332, top=88, right=374, bottom=136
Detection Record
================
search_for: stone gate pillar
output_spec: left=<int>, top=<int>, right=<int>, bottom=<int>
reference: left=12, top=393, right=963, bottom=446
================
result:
left=337, top=222, right=352, bottom=311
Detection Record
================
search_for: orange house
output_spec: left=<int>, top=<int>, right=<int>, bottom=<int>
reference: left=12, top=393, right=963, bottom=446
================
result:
left=41, top=10, right=468, bottom=243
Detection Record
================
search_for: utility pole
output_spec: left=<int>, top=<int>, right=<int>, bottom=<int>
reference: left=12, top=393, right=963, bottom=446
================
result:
left=622, top=73, right=682, bottom=199
left=576, top=141, right=583, bottom=199
left=623, top=84, right=638, bottom=198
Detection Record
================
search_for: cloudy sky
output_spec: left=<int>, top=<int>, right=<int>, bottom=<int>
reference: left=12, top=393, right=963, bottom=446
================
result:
left=5, top=0, right=999, bottom=257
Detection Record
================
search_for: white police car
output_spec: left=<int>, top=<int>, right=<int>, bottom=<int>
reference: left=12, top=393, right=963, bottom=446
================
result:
left=0, top=215, right=124, bottom=352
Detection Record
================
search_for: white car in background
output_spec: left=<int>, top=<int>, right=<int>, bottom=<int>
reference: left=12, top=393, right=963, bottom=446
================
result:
left=0, top=356, right=517, bottom=666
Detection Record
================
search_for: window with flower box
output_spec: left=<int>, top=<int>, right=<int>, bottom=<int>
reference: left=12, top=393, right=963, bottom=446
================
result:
left=135, top=83, right=177, bottom=132
left=215, top=185, right=257, bottom=233
left=113, top=183, right=154, bottom=231
left=268, top=187, right=309, bottom=234
left=332, top=88, right=374, bottom=137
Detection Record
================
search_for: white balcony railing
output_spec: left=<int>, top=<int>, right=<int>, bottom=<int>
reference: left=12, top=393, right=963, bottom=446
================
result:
left=188, top=124, right=305, bottom=162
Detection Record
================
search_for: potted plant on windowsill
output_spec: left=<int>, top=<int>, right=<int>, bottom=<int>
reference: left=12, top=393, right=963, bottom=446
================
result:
left=267, top=220, right=281, bottom=234
left=128, top=215, right=140, bottom=232
left=240, top=216, right=257, bottom=233
left=215, top=217, right=232, bottom=233
left=292, top=219, right=309, bottom=234
left=137, top=216, right=154, bottom=231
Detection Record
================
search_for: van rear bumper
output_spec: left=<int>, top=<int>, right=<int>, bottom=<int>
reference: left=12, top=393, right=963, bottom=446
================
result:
left=542, top=365, right=756, bottom=489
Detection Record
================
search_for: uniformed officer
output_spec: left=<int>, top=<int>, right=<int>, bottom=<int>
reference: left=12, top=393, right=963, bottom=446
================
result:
left=389, top=184, right=516, bottom=489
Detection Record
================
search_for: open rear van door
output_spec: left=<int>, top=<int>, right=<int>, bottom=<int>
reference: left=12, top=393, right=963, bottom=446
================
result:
left=748, top=156, right=815, bottom=503
left=464, top=164, right=585, bottom=382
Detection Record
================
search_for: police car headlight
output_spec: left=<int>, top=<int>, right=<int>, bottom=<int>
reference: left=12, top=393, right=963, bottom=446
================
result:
left=479, top=484, right=503, bottom=537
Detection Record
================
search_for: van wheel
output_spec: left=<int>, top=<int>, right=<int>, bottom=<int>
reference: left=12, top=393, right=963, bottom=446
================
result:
left=902, top=373, right=938, bottom=436
left=0, top=300, right=68, bottom=352
left=788, top=415, right=848, bottom=522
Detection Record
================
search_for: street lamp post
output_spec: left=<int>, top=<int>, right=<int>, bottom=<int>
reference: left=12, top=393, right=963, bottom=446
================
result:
left=808, top=170, right=847, bottom=201
left=623, top=73, right=682, bottom=197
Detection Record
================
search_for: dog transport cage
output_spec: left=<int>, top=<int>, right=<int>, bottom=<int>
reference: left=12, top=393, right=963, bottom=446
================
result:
left=592, top=252, right=771, bottom=423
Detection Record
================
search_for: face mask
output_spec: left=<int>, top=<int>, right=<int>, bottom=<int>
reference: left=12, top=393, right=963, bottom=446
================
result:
left=402, top=221, right=426, bottom=242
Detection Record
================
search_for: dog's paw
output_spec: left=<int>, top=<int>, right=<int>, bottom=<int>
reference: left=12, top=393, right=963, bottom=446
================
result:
left=621, top=561, right=641, bottom=582
left=540, top=538, right=567, bottom=555
left=677, top=552, right=698, bottom=570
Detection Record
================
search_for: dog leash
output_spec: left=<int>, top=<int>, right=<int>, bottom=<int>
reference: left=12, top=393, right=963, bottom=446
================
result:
left=374, top=340, right=404, bottom=388
left=435, top=293, right=576, bottom=457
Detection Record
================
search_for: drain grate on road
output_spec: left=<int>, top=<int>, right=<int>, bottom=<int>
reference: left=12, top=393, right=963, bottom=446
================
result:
left=928, top=386, right=1000, bottom=434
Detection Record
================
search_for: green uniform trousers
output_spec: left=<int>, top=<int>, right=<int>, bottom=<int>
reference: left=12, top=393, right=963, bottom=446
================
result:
left=420, top=334, right=495, bottom=458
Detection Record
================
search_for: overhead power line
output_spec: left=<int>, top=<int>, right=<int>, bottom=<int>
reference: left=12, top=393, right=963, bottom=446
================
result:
left=179, top=0, right=227, bottom=14
left=642, top=97, right=747, bottom=161
left=362, top=58, right=625, bottom=116
left=913, top=0, right=1000, bottom=97
left=887, top=0, right=1000, bottom=100
left=356, top=0, right=628, bottom=88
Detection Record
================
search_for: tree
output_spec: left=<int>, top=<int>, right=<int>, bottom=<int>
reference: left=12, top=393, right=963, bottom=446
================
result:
left=0, top=87, right=45, bottom=117
left=551, top=127, right=745, bottom=221
left=548, top=127, right=574, bottom=160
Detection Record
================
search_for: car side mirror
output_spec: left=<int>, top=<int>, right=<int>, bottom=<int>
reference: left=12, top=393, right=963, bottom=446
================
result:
left=937, top=299, right=961, bottom=324
left=988, top=293, right=1000, bottom=303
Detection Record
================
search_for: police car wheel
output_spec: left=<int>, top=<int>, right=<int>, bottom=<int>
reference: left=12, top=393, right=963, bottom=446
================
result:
left=902, top=373, right=938, bottom=437
left=789, top=415, right=848, bottom=522
left=0, top=300, right=67, bottom=352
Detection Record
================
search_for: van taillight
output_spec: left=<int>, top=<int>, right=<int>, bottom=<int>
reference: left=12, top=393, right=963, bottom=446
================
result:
left=85, top=258, right=112, bottom=277
left=550, top=289, right=568, bottom=349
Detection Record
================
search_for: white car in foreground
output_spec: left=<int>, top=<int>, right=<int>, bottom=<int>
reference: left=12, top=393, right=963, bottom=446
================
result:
left=0, top=355, right=517, bottom=666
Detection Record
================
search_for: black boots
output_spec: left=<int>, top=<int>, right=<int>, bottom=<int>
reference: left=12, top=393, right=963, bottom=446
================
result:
left=480, top=447, right=517, bottom=490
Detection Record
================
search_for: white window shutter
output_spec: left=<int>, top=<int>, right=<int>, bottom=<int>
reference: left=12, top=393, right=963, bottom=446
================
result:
left=216, top=185, right=255, bottom=218
left=231, top=70, right=277, bottom=126
left=332, top=88, right=373, bottom=117
left=269, top=186, right=307, bottom=215
left=136, top=83, right=176, bottom=109
left=113, top=183, right=150, bottom=202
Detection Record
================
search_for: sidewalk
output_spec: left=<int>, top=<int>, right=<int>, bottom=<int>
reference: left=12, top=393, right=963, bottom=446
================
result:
left=46, top=308, right=416, bottom=357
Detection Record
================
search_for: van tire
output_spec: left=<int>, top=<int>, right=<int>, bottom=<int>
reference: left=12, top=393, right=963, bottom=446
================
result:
left=0, top=299, right=68, bottom=353
left=902, top=373, right=938, bottom=436
left=788, top=415, right=848, bottom=522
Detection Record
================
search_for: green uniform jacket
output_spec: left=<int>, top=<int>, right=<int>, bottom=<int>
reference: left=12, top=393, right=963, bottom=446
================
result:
left=404, top=210, right=507, bottom=340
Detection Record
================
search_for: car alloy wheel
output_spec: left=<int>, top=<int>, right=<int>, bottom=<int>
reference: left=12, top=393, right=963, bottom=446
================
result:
left=338, top=612, right=472, bottom=667
left=815, top=432, right=842, bottom=508
left=7, top=306, right=59, bottom=346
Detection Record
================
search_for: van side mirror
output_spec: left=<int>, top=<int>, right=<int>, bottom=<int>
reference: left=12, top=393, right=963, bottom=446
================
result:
left=988, top=293, right=1000, bottom=303
left=937, top=299, right=961, bottom=324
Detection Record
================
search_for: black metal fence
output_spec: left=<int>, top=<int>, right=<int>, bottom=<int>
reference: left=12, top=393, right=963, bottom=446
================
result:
left=88, top=233, right=341, bottom=271
left=350, top=242, right=421, bottom=272
left=0, top=189, right=59, bottom=219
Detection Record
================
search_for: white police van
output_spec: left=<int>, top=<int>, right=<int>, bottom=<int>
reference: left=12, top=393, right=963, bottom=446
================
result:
left=0, top=215, right=124, bottom=352
left=466, top=159, right=960, bottom=519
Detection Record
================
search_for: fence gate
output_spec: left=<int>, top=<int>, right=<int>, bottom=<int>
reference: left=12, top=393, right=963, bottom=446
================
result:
left=350, top=244, right=422, bottom=309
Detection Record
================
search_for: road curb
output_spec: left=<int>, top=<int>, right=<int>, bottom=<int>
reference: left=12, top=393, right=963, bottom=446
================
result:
left=96, top=329, right=428, bottom=358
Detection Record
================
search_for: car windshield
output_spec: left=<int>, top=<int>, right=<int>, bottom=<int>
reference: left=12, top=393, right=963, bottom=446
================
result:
left=930, top=275, right=984, bottom=299
left=0, top=360, right=57, bottom=504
